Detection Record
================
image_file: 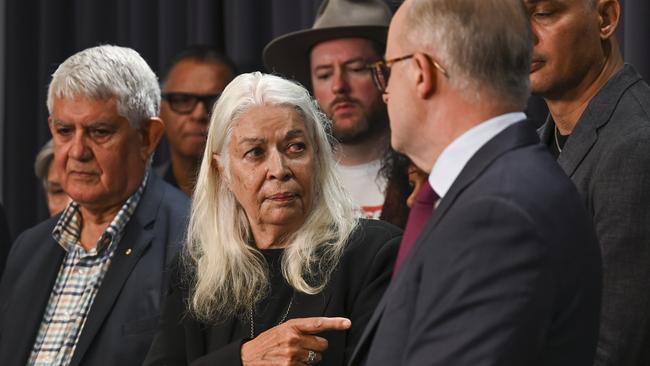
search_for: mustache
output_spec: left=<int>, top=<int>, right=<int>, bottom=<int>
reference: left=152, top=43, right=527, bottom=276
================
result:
left=531, top=54, right=546, bottom=63
left=329, top=97, right=360, bottom=109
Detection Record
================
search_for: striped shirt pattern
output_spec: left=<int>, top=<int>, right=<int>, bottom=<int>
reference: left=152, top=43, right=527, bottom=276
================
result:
left=27, top=172, right=149, bottom=366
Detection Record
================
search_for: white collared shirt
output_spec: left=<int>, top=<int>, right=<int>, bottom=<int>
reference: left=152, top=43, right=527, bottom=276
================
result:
left=428, top=112, right=526, bottom=200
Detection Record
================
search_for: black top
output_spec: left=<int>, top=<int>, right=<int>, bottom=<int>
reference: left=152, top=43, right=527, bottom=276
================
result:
left=249, top=249, right=293, bottom=338
left=143, top=219, right=401, bottom=366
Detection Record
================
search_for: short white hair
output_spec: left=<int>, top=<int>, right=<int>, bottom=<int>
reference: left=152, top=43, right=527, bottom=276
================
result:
left=404, top=0, right=532, bottom=107
left=185, top=72, right=358, bottom=323
left=47, top=45, right=160, bottom=128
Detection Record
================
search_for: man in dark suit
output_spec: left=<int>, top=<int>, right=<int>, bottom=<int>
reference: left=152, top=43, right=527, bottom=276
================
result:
left=349, top=0, right=602, bottom=365
left=525, top=0, right=650, bottom=364
left=0, top=45, right=189, bottom=366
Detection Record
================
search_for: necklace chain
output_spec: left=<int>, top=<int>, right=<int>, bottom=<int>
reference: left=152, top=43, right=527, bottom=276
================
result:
left=249, top=292, right=294, bottom=339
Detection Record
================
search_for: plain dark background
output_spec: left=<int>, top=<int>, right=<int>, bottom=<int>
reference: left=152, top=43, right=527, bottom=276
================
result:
left=1, top=0, right=648, bottom=239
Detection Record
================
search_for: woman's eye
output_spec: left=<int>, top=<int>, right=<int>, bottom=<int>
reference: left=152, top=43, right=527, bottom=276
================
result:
left=288, top=142, right=306, bottom=153
left=245, top=147, right=264, bottom=158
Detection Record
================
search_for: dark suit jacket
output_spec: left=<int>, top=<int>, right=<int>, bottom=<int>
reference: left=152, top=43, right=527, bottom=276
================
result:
left=539, top=64, right=650, bottom=366
left=143, top=219, right=401, bottom=366
left=154, top=161, right=181, bottom=191
left=0, top=203, right=11, bottom=280
left=0, top=174, right=190, bottom=366
left=350, top=121, right=602, bottom=365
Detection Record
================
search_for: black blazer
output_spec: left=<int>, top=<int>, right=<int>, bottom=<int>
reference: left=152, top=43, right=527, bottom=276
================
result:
left=0, top=203, right=11, bottom=280
left=0, top=174, right=190, bottom=366
left=143, top=219, right=401, bottom=366
left=350, top=121, right=602, bottom=365
left=539, top=64, right=650, bottom=366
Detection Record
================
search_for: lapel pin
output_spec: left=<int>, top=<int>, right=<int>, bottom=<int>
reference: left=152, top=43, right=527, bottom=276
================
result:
left=125, top=248, right=132, bottom=256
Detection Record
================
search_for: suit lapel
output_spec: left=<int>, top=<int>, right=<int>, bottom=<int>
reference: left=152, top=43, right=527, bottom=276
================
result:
left=552, top=65, right=640, bottom=177
left=348, top=121, right=540, bottom=366
left=5, top=236, right=64, bottom=365
left=69, top=175, right=163, bottom=366
left=423, top=121, right=540, bottom=238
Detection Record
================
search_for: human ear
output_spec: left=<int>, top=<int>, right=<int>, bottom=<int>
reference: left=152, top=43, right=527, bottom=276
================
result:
left=597, top=0, right=620, bottom=40
left=139, top=117, right=165, bottom=161
left=413, top=52, right=436, bottom=99
left=212, top=153, right=224, bottom=174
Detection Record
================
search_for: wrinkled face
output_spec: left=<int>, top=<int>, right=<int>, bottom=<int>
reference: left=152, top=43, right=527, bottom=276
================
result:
left=49, top=96, right=148, bottom=211
left=220, top=105, right=315, bottom=234
left=161, top=60, right=232, bottom=160
left=310, top=38, right=387, bottom=143
left=45, top=162, right=71, bottom=216
left=525, top=0, right=604, bottom=98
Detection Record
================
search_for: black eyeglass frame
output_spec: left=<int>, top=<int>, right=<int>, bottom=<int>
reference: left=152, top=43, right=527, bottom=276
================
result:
left=161, top=92, right=221, bottom=114
left=366, top=53, right=449, bottom=94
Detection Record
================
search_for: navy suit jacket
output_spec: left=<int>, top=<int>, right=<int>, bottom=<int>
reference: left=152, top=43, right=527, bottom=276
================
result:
left=349, top=121, right=602, bottom=365
left=0, top=173, right=190, bottom=366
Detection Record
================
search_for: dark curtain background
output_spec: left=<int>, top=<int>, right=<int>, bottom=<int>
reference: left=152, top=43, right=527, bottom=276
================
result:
left=2, top=0, right=648, bottom=238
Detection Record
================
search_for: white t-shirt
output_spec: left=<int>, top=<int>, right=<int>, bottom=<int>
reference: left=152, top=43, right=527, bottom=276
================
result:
left=336, top=159, right=387, bottom=220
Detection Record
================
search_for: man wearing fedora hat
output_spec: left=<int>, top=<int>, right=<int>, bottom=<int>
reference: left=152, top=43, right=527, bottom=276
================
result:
left=264, top=0, right=399, bottom=222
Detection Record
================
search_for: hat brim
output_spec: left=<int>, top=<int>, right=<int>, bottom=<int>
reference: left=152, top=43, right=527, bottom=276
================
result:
left=263, top=25, right=388, bottom=89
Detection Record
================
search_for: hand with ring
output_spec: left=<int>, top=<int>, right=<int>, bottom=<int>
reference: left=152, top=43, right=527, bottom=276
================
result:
left=306, top=350, right=319, bottom=364
left=240, top=317, right=351, bottom=365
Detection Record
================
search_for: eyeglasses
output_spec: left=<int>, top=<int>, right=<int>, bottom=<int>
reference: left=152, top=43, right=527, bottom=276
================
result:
left=366, top=53, right=449, bottom=94
left=161, top=92, right=220, bottom=114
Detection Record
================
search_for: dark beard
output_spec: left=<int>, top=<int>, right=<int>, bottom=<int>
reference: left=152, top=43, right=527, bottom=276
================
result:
left=332, top=103, right=389, bottom=144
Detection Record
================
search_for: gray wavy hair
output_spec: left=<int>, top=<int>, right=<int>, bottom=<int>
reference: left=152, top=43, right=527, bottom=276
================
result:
left=185, top=72, right=358, bottom=323
left=47, top=44, right=160, bottom=128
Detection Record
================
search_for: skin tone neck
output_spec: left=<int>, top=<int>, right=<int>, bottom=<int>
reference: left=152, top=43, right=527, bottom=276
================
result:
left=414, top=90, right=520, bottom=173
left=548, top=42, right=623, bottom=135
left=250, top=225, right=290, bottom=249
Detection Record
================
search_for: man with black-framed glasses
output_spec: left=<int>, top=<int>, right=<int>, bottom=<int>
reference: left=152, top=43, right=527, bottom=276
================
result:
left=350, top=0, right=602, bottom=365
left=157, top=45, right=236, bottom=196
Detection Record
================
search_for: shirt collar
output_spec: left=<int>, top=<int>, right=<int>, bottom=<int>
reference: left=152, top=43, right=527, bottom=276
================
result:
left=52, top=170, right=150, bottom=253
left=429, top=112, right=526, bottom=198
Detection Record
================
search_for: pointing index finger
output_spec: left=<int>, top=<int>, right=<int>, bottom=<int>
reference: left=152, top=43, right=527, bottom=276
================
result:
left=289, top=317, right=351, bottom=334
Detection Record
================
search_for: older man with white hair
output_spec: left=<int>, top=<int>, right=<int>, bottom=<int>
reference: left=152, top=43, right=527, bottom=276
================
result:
left=0, top=45, right=189, bottom=366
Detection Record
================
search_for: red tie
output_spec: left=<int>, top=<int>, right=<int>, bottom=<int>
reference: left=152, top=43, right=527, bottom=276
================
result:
left=393, top=182, right=439, bottom=274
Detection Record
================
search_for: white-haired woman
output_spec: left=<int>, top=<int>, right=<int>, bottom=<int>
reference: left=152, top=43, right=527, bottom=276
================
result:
left=144, top=72, right=400, bottom=366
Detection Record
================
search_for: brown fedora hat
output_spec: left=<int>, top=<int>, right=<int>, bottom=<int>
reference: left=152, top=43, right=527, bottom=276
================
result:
left=263, top=0, right=392, bottom=89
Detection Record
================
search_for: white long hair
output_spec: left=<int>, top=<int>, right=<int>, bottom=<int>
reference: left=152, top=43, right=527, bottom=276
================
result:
left=185, top=72, right=358, bottom=323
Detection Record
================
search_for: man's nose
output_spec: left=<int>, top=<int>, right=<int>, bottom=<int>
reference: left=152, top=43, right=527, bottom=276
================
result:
left=331, top=69, right=351, bottom=94
left=69, top=132, right=92, bottom=161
